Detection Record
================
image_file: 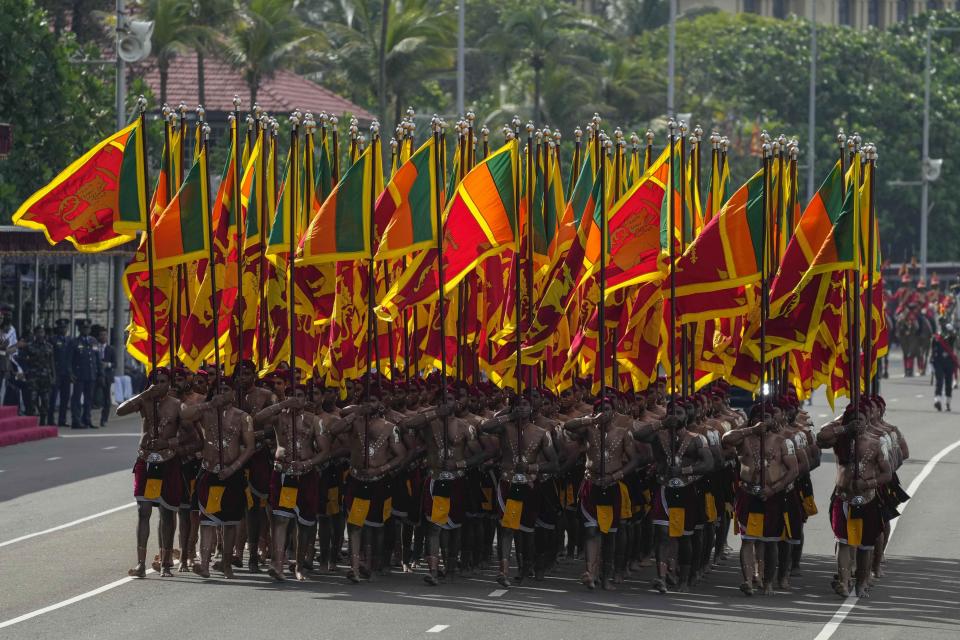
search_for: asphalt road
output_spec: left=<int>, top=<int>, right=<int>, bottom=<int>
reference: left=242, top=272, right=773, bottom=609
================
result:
left=1, top=359, right=959, bottom=640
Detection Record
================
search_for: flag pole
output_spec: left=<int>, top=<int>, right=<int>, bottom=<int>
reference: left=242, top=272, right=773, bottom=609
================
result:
left=232, top=97, right=244, bottom=384
left=525, top=122, right=535, bottom=392
left=200, top=122, right=224, bottom=469
left=864, top=144, right=877, bottom=396
left=133, top=96, right=159, bottom=440
left=850, top=136, right=862, bottom=411
left=510, top=114, right=522, bottom=455
left=257, top=111, right=269, bottom=371
left=288, top=111, right=301, bottom=465
left=598, top=126, right=608, bottom=479
left=432, top=115, right=449, bottom=462
left=759, top=141, right=772, bottom=492
left=159, top=106, right=177, bottom=367
left=667, top=120, right=677, bottom=410
left=611, top=130, right=623, bottom=390
left=678, top=121, right=689, bottom=399
left=689, top=126, right=703, bottom=392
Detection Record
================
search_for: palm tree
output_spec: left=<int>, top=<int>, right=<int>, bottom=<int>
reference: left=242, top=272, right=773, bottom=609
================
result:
left=229, top=0, right=315, bottom=108
left=301, top=0, right=453, bottom=129
left=187, top=0, right=237, bottom=108
left=484, top=0, right=599, bottom=124
left=145, top=0, right=195, bottom=106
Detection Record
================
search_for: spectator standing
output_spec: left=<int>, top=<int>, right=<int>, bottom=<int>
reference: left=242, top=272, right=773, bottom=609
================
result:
left=49, top=319, right=73, bottom=426
left=95, top=326, right=115, bottom=427
left=70, top=320, right=101, bottom=429
left=20, top=325, right=55, bottom=424
left=0, top=308, right=18, bottom=406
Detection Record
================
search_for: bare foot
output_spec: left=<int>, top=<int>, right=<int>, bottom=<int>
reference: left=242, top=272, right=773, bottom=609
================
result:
left=160, top=565, right=174, bottom=577
left=128, top=563, right=147, bottom=578
left=761, top=583, right=775, bottom=596
left=653, top=578, right=668, bottom=594
left=580, top=572, right=594, bottom=590
left=778, top=577, right=791, bottom=591
left=295, top=568, right=308, bottom=581
left=402, top=563, right=413, bottom=574
left=248, top=558, right=262, bottom=573
left=739, top=581, right=753, bottom=596
left=192, top=563, right=210, bottom=579
left=346, top=570, right=360, bottom=584
left=212, top=560, right=223, bottom=572
left=423, top=573, right=439, bottom=586
left=177, top=562, right=189, bottom=573
left=267, top=565, right=285, bottom=582
left=327, top=561, right=340, bottom=573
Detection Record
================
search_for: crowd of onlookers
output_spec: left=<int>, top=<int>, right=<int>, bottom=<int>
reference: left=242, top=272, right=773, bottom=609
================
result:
left=0, top=306, right=146, bottom=429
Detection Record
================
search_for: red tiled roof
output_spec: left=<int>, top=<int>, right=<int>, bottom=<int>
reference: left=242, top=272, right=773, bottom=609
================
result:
left=139, top=52, right=374, bottom=121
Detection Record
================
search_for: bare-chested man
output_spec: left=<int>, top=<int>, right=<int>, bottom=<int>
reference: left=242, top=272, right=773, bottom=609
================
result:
left=180, top=379, right=256, bottom=579
left=235, top=361, right=277, bottom=572
left=255, top=383, right=332, bottom=581
left=634, top=401, right=714, bottom=594
left=817, top=403, right=892, bottom=597
left=119, top=367, right=184, bottom=578
left=563, top=394, right=645, bottom=591
left=480, top=396, right=558, bottom=588
left=174, top=369, right=206, bottom=572
left=332, top=397, right=406, bottom=583
left=687, top=393, right=727, bottom=585
left=723, top=402, right=799, bottom=596
left=864, top=395, right=909, bottom=578
left=776, top=395, right=821, bottom=588
left=399, top=388, right=488, bottom=585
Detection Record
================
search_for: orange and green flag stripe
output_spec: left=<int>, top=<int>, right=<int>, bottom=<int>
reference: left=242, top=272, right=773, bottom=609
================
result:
left=151, top=148, right=210, bottom=269
left=240, top=132, right=264, bottom=250
left=374, top=137, right=439, bottom=260
left=113, top=119, right=149, bottom=234
left=298, top=140, right=383, bottom=264
left=266, top=148, right=295, bottom=258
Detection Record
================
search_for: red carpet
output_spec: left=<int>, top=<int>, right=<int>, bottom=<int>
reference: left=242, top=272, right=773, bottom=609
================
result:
left=0, top=405, right=58, bottom=447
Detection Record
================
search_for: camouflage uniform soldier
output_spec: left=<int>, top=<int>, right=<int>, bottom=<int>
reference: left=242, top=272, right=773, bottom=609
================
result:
left=20, top=326, right=55, bottom=424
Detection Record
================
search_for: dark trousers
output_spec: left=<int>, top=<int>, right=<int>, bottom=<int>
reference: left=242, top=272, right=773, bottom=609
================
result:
left=93, top=378, right=113, bottom=424
left=934, top=364, right=954, bottom=399
left=71, top=379, right=94, bottom=427
left=25, top=382, right=51, bottom=424
left=49, top=375, right=72, bottom=425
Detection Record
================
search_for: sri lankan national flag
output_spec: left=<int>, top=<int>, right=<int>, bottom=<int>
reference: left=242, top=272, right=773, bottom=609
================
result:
left=376, top=140, right=518, bottom=318
left=13, top=121, right=145, bottom=251
left=298, top=140, right=384, bottom=264
left=265, top=148, right=296, bottom=260
left=374, top=137, right=440, bottom=260
left=671, top=168, right=767, bottom=324
left=521, top=155, right=600, bottom=359
left=151, top=149, right=211, bottom=269
left=582, top=147, right=670, bottom=293
left=703, top=151, right=730, bottom=224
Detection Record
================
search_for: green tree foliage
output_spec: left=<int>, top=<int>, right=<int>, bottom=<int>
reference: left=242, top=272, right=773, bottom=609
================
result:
left=0, top=0, right=113, bottom=223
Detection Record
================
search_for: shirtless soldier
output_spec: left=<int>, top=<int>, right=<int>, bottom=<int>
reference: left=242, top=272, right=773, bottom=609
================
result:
left=633, top=402, right=714, bottom=594
left=174, top=369, right=206, bottom=572
left=255, top=384, right=332, bottom=581
left=332, top=400, right=407, bottom=583
left=480, top=398, right=558, bottom=588
left=181, top=379, right=256, bottom=579
left=119, top=367, right=184, bottom=578
left=400, top=392, right=486, bottom=585
left=235, top=361, right=277, bottom=572
left=723, top=403, right=799, bottom=596
left=817, top=405, right=892, bottom=597
left=563, top=396, right=645, bottom=590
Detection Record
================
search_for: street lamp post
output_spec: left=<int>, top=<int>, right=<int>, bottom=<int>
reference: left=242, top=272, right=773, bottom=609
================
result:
left=920, top=27, right=959, bottom=282
left=113, top=0, right=126, bottom=375
left=667, top=0, right=676, bottom=118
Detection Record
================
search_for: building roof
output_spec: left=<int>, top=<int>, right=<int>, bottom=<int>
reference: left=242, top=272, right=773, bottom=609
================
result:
left=140, top=52, right=375, bottom=122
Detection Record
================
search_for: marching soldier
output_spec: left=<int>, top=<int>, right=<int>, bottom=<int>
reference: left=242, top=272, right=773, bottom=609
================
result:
left=931, top=320, right=958, bottom=412
left=19, top=325, right=55, bottom=424
left=70, top=320, right=102, bottom=429
left=49, top=319, right=73, bottom=426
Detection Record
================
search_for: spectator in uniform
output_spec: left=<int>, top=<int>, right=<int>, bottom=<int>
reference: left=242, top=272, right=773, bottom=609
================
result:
left=49, top=319, right=73, bottom=426
left=931, top=320, right=959, bottom=413
left=20, top=325, right=55, bottom=424
left=95, top=326, right=115, bottom=427
left=70, top=320, right=101, bottom=429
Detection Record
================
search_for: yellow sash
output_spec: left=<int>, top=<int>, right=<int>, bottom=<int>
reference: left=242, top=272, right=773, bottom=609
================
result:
left=279, top=486, right=298, bottom=509
left=803, top=494, right=819, bottom=517
left=326, top=487, right=340, bottom=515
left=501, top=499, right=523, bottom=530
left=481, top=487, right=493, bottom=511
left=431, top=495, right=450, bottom=525
left=347, top=497, right=371, bottom=527
left=144, top=478, right=162, bottom=501
left=597, top=505, right=614, bottom=534
left=704, top=491, right=718, bottom=523
left=383, top=496, right=393, bottom=522
left=618, top=482, right=632, bottom=519
left=847, top=515, right=864, bottom=547
left=206, top=485, right=225, bottom=514
left=669, top=507, right=686, bottom=537
left=746, top=512, right=764, bottom=538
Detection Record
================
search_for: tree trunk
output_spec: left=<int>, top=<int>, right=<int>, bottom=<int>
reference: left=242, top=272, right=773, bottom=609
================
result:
left=378, top=0, right=390, bottom=127
left=160, top=62, right=168, bottom=107
left=533, top=66, right=541, bottom=125
left=197, top=49, right=206, bottom=109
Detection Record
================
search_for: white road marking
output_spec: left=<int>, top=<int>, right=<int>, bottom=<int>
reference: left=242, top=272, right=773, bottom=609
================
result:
left=488, top=589, right=507, bottom=597
left=0, top=503, right=136, bottom=548
left=59, top=433, right=141, bottom=438
left=890, top=398, right=899, bottom=402
left=812, top=437, right=960, bottom=640
left=0, top=570, right=155, bottom=630
left=426, top=625, right=449, bottom=633
left=102, top=446, right=117, bottom=451
left=915, top=394, right=924, bottom=398
left=818, top=414, right=828, bottom=418
left=45, top=457, right=62, bottom=461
